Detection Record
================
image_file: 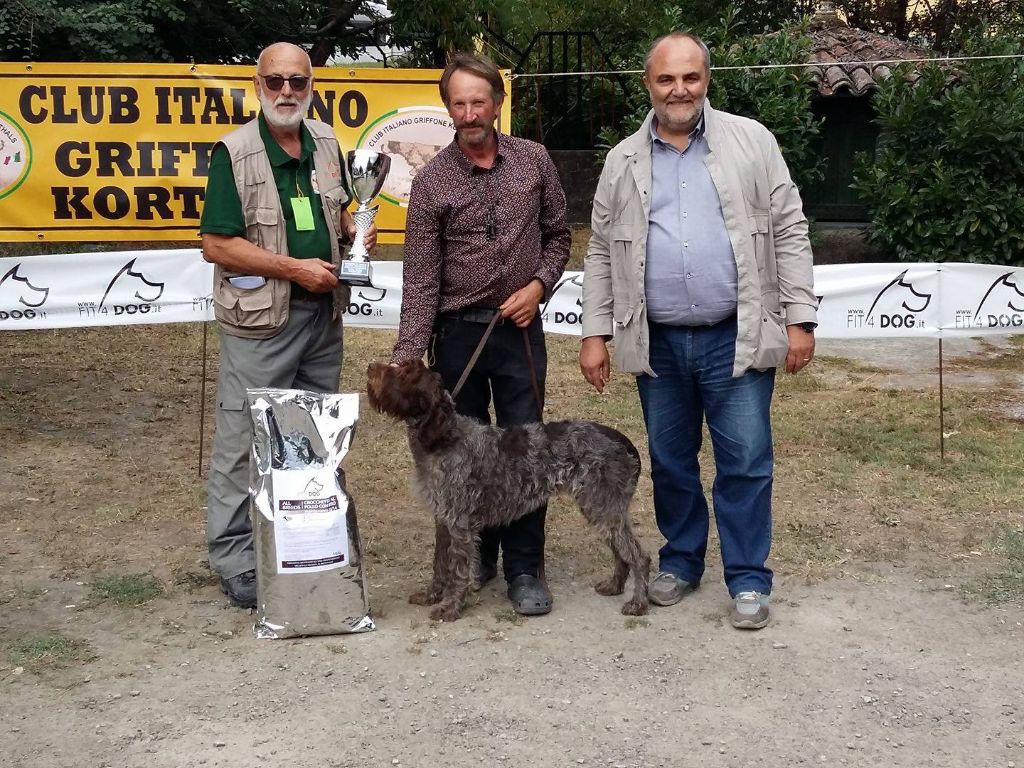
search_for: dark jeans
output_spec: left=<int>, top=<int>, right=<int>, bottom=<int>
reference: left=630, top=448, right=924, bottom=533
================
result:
left=429, top=311, right=547, bottom=581
left=636, top=318, right=776, bottom=597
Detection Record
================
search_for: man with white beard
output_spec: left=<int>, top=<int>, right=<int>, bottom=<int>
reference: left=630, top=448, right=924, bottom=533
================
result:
left=200, top=42, right=375, bottom=609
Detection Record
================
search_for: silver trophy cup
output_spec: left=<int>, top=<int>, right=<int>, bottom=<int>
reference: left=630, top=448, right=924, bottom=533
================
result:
left=339, top=150, right=391, bottom=287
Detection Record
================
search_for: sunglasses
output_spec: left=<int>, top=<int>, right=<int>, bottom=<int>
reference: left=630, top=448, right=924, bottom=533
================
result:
left=259, top=74, right=311, bottom=92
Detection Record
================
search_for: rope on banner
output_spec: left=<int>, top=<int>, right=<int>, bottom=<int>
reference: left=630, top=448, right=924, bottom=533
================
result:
left=509, top=52, right=1024, bottom=80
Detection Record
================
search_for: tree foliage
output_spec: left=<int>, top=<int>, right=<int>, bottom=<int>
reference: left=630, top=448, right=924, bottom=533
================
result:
left=852, top=34, right=1024, bottom=264
left=0, top=0, right=390, bottom=65
left=831, top=0, right=1023, bottom=52
left=388, top=0, right=500, bottom=67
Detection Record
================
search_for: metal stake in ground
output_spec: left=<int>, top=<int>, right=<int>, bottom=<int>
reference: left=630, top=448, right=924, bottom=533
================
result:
left=198, top=321, right=209, bottom=478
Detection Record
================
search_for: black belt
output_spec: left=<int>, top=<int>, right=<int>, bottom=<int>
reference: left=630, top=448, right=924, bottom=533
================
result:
left=290, top=284, right=329, bottom=302
left=438, top=307, right=503, bottom=324
left=652, top=313, right=737, bottom=330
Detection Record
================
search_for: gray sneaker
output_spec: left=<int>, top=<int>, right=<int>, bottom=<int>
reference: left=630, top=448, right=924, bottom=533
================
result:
left=730, top=591, right=770, bottom=629
left=648, top=571, right=698, bottom=606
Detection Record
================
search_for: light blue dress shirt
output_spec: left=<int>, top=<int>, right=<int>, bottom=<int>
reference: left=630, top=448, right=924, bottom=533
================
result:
left=645, top=114, right=738, bottom=326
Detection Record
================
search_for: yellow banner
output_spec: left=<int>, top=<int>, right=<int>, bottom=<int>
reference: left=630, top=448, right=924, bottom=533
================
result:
left=0, top=63, right=512, bottom=244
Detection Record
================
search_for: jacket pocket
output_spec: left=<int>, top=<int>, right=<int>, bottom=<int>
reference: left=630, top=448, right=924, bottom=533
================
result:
left=751, top=290, right=788, bottom=371
left=750, top=211, right=777, bottom=287
left=610, top=223, right=635, bottom=325
left=750, top=212, right=770, bottom=234
left=213, top=276, right=289, bottom=335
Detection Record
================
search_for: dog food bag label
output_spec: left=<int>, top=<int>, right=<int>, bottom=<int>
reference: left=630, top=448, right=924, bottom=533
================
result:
left=248, top=388, right=374, bottom=640
left=271, top=467, right=350, bottom=573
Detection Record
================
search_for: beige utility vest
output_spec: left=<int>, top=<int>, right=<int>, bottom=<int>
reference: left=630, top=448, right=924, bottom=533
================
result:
left=211, top=118, right=351, bottom=339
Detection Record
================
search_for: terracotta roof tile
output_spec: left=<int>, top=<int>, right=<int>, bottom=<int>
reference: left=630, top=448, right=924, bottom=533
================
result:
left=805, top=1, right=935, bottom=95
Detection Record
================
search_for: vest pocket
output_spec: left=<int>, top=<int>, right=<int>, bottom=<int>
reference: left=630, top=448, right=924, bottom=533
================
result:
left=213, top=276, right=289, bottom=335
left=245, top=207, right=280, bottom=250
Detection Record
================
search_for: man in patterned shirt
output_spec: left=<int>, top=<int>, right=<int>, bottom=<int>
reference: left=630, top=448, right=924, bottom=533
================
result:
left=392, top=52, right=571, bottom=616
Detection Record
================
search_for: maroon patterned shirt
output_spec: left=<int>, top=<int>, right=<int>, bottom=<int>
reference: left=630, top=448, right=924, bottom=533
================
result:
left=391, top=132, right=571, bottom=362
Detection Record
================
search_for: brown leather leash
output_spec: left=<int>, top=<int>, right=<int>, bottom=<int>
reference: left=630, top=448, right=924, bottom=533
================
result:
left=446, top=309, right=548, bottom=585
left=450, top=311, right=544, bottom=423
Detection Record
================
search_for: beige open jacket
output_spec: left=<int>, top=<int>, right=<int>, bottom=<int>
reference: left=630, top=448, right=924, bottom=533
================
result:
left=581, top=103, right=817, bottom=377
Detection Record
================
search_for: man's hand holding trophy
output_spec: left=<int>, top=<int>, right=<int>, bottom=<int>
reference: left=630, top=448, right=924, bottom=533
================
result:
left=339, top=149, right=391, bottom=287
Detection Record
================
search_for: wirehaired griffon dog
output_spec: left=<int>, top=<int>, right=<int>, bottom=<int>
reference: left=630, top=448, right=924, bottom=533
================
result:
left=366, top=359, right=651, bottom=622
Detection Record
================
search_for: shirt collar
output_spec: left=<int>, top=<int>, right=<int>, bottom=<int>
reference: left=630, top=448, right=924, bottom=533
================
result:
left=649, top=109, right=706, bottom=148
left=258, top=112, right=315, bottom=166
left=449, top=128, right=507, bottom=174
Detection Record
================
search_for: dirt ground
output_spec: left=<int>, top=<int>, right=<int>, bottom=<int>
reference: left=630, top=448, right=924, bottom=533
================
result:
left=1, top=326, right=1022, bottom=768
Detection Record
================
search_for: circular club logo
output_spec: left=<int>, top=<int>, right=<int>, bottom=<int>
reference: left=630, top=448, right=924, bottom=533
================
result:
left=357, top=107, right=453, bottom=207
left=0, top=111, right=32, bottom=200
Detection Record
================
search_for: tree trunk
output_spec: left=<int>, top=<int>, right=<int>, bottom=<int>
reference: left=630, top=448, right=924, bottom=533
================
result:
left=310, top=38, right=334, bottom=66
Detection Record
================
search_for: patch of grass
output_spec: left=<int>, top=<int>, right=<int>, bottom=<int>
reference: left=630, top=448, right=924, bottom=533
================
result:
left=774, top=518, right=846, bottom=568
left=173, top=568, right=219, bottom=593
left=91, top=573, right=164, bottom=606
left=8, top=634, right=95, bottom=670
left=624, top=616, right=650, bottom=629
left=775, top=371, right=826, bottom=394
left=815, top=355, right=890, bottom=374
left=700, top=611, right=724, bottom=627
left=4, top=322, right=1021, bottom=607
left=93, top=505, right=143, bottom=524
left=0, top=585, right=47, bottom=605
left=494, top=607, right=524, bottom=625
left=949, top=337, right=1024, bottom=371
left=964, top=527, right=1024, bottom=604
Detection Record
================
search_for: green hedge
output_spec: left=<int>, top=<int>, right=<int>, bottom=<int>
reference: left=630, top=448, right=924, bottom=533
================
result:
left=852, top=37, right=1024, bottom=265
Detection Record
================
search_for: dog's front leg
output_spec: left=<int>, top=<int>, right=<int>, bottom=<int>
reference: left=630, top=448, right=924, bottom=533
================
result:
left=409, top=521, right=448, bottom=605
left=429, top=521, right=474, bottom=622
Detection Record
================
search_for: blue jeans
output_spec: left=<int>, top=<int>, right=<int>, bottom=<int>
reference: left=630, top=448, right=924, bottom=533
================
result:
left=636, top=318, right=775, bottom=597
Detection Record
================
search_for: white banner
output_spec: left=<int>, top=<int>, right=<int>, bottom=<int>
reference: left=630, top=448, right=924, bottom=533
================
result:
left=1, top=251, right=1022, bottom=337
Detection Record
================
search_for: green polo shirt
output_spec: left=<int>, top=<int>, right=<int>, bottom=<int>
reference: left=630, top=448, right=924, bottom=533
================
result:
left=199, top=114, right=347, bottom=261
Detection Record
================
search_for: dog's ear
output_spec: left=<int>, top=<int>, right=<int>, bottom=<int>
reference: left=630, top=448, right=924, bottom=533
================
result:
left=418, top=386, right=454, bottom=452
left=428, top=370, right=446, bottom=392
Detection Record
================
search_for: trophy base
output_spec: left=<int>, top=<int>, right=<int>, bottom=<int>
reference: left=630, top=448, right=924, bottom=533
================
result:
left=339, top=260, right=374, bottom=287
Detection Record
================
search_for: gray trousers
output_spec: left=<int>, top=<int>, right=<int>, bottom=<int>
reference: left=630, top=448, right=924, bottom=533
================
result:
left=207, top=297, right=343, bottom=579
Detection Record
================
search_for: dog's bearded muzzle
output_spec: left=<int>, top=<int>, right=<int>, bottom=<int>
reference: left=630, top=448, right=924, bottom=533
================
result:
left=366, top=360, right=443, bottom=419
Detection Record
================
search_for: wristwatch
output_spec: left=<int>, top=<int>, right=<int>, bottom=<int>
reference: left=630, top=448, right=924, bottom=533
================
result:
left=795, top=322, right=817, bottom=333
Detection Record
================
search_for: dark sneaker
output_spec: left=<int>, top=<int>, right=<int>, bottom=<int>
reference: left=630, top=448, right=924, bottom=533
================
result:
left=730, top=591, right=770, bottom=629
left=507, top=574, right=552, bottom=616
left=220, top=569, right=257, bottom=609
left=473, top=561, right=498, bottom=592
left=648, top=571, right=698, bottom=606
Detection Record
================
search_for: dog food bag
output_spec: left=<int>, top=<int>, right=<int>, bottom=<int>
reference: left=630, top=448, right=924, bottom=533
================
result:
left=247, top=388, right=374, bottom=639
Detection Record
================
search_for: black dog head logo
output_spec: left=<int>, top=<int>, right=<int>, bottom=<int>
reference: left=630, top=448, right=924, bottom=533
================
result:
left=99, top=258, right=165, bottom=309
left=543, top=273, right=584, bottom=312
left=0, top=264, right=49, bottom=308
left=303, top=478, right=325, bottom=497
left=865, top=269, right=932, bottom=319
left=972, top=271, right=1024, bottom=320
left=355, top=287, right=387, bottom=302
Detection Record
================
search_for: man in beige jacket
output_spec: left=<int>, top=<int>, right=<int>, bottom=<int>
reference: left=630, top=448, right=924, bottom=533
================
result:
left=580, top=32, right=817, bottom=629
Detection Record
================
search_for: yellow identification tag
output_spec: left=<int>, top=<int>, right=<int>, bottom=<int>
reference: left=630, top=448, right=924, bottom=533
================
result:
left=291, top=196, right=315, bottom=231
